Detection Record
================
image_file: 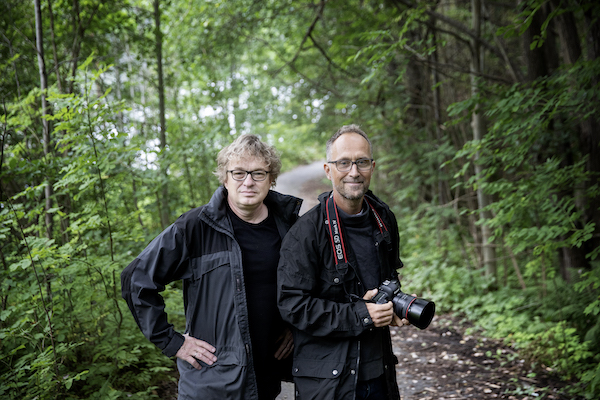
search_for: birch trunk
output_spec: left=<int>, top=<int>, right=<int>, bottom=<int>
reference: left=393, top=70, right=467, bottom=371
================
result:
left=471, top=0, right=496, bottom=282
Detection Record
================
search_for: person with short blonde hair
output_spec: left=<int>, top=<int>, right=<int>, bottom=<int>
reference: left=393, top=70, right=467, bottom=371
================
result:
left=122, top=134, right=302, bottom=399
left=214, top=134, right=282, bottom=186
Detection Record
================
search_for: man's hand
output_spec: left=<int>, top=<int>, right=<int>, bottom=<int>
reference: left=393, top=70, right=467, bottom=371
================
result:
left=364, top=289, right=411, bottom=328
left=274, top=327, right=294, bottom=360
left=391, top=315, right=410, bottom=327
left=176, top=333, right=217, bottom=370
left=363, top=288, right=394, bottom=327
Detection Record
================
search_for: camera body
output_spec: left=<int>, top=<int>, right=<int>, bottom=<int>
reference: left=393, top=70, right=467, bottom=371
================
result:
left=371, top=279, right=435, bottom=330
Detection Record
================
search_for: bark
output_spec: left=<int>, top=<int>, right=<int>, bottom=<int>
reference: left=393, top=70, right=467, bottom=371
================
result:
left=67, top=0, right=101, bottom=94
left=47, top=0, right=73, bottom=244
left=68, top=0, right=82, bottom=94
left=551, top=0, right=582, bottom=65
left=520, top=1, right=549, bottom=81
left=471, top=0, right=496, bottom=282
left=580, top=4, right=600, bottom=262
left=47, top=0, right=63, bottom=92
left=154, top=0, right=170, bottom=228
left=429, top=18, right=448, bottom=206
left=34, top=0, right=54, bottom=239
left=549, top=0, right=597, bottom=274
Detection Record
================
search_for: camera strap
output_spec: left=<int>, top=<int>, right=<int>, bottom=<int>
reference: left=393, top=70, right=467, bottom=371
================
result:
left=325, top=194, right=389, bottom=266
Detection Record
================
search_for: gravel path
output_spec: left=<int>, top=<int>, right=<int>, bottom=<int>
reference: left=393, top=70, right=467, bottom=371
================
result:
left=275, top=160, right=328, bottom=215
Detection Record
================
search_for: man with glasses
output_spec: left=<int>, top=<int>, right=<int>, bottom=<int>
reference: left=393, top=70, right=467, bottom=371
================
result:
left=122, top=134, right=302, bottom=399
left=278, top=125, right=407, bottom=400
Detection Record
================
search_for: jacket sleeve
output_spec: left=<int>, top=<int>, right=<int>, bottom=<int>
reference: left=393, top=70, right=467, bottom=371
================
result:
left=121, top=223, right=189, bottom=357
left=277, top=219, right=374, bottom=338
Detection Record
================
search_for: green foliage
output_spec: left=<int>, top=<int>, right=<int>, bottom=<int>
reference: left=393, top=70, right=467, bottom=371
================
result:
left=573, top=267, right=600, bottom=396
left=0, top=61, right=172, bottom=398
left=402, top=19, right=600, bottom=397
left=2, top=0, right=600, bottom=398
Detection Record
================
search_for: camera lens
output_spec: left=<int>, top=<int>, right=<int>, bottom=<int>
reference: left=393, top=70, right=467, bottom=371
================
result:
left=406, top=297, right=435, bottom=330
left=393, top=293, right=435, bottom=330
left=373, top=279, right=436, bottom=330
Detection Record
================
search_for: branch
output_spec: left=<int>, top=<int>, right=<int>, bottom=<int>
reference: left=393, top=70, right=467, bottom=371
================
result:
left=273, top=0, right=326, bottom=75
left=403, top=44, right=514, bottom=84
left=69, top=0, right=102, bottom=92
left=250, top=35, right=344, bottom=97
left=391, top=0, right=516, bottom=80
left=307, top=32, right=359, bottom=79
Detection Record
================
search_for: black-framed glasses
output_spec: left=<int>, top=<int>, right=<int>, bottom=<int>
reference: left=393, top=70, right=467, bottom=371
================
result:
left=327, top=158, right=373, bottom=172
left=227, top=170, right=270, bottom=182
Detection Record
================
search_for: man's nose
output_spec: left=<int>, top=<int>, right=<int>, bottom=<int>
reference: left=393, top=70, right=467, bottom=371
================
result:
left=347, top=163, right=360, bottom=176
left=242, top=173, right=255, bottom=185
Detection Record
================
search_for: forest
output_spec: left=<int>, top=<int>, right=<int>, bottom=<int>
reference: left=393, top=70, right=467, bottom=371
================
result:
left=1, top=0, right=599, bottom=398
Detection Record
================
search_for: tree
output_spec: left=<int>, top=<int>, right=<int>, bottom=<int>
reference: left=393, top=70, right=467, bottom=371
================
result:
left=34, top=0, right=54, bottom=238
left=470, top=0, right=496, bottom=282
left=153, top=0, right=170, bottom=228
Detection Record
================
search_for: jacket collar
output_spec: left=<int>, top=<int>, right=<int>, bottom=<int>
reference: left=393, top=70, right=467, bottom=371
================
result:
left=202, top=186, right=302, bottom=229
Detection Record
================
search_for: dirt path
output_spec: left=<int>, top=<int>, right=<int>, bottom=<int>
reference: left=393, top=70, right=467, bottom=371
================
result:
left=276, top=160, right=329, bottom=215
left=390, top=315, right=581, bottom=400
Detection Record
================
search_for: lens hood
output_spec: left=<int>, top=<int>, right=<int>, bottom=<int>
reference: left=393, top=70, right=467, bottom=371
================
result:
left=406, top=298, right=435, bottom=330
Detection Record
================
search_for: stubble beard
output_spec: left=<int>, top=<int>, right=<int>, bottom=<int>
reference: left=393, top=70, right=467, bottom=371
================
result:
left=336, top=180, right=369, bottom=201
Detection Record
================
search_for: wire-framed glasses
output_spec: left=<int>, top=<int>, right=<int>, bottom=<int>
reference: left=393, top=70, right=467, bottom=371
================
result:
left=327, top=158, right=373, bottom=172
left=227, top=170, right=270, bottom=181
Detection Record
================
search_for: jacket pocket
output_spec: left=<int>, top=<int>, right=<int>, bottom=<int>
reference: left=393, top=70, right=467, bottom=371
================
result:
left=292, top=358, right=345, bottom=379
left=191, top=251, right=231, bottom=280
left=187, top=250, right=244, bottom=362
left=318, top=262, right=355, bottom=300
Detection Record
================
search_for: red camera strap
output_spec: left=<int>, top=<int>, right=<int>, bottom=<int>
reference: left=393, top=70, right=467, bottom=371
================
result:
left=325, top=194, right=389, bottom=266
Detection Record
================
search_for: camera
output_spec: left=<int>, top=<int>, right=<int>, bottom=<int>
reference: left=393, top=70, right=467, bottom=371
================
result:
left=371, top=279, right=435, bottom=330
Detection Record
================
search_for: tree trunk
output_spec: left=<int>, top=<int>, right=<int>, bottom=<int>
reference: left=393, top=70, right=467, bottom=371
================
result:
left=429, top=18, right=447, bottom=207
left=154, top=0, right=170, bottom=228
left=520, top=0, right=549, bottom=81
left=551, top=0, right=582, bottom=65
left=471, top=0, right=496, bottom=283
left=580, top=5, right=600, bottom=263
left=550, top=0, right=596, bottom=275
left=47, top=0, right=63, bottom=93
left=34, top=0, right=54, bottom=239
left=68, top=0, right=81, bottom=94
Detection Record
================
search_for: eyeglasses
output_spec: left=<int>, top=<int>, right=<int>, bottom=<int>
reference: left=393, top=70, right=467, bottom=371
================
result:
left=227, top=170, right=270, bottom=182
left=327, top=158, right=373, bottom=172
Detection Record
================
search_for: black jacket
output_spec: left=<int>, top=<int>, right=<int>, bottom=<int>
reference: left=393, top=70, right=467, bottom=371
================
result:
left=277, top=191, right=402, bottom=400
left=121, top=187, right=302, bottom=399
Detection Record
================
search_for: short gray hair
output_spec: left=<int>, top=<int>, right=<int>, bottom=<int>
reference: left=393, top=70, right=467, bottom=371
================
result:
left=326, top=124, right=373, bottom=160
left=214, top=134, right=282, bottom=187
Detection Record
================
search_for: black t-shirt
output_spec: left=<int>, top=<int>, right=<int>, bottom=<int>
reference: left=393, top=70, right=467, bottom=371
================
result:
left=338, top=203, right=385, bottom=381
left=229, top=206, right=286, bottom=399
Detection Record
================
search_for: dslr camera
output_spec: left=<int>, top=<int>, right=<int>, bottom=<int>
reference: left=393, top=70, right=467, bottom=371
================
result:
left=371, top=279, right=435, bottom=330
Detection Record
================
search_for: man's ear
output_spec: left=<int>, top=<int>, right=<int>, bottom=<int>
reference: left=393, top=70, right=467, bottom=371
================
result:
left=324, top=163, right=332, bottom=181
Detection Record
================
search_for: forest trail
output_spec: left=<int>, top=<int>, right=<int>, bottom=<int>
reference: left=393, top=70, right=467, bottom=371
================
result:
left=276, top=160, right=329, bottom=215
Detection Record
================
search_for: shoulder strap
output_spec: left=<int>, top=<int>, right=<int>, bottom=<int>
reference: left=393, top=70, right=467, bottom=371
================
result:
left=325, top=194, right=389, bottom=265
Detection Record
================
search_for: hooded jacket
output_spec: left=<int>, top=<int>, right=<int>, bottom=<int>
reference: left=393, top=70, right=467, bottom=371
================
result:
left=121, top=186, right=302, bottom=399
left=277, top=190, right=402, bottom=400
